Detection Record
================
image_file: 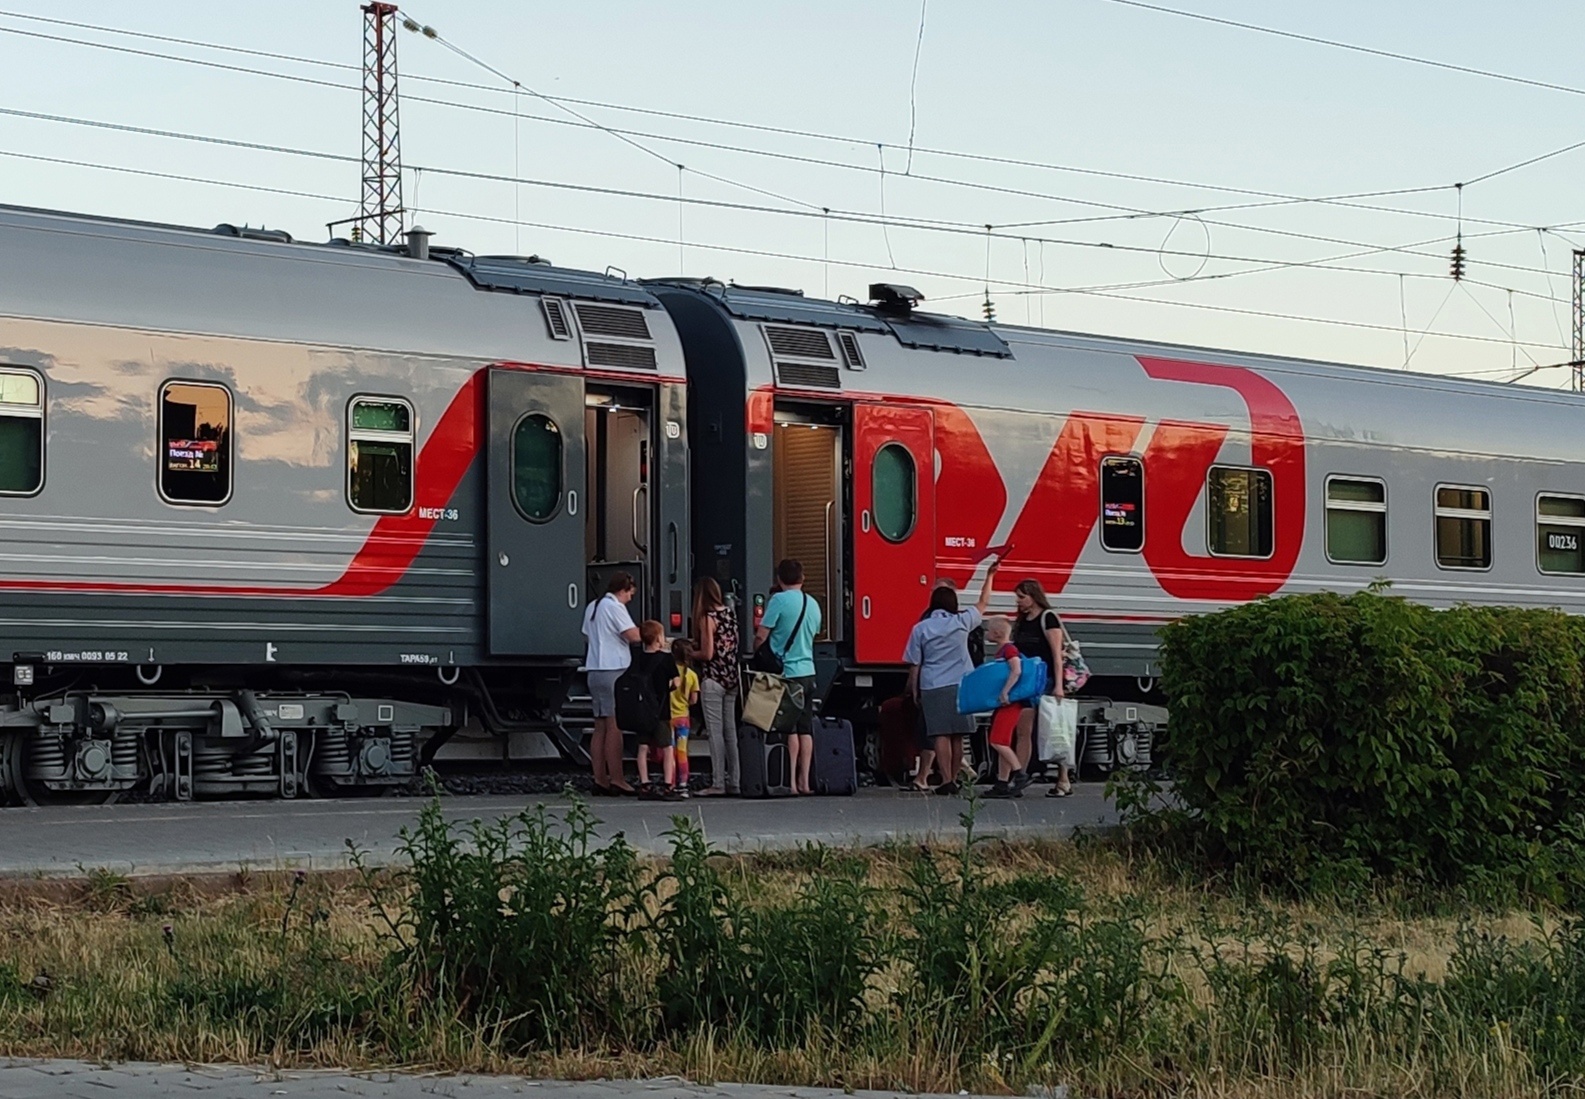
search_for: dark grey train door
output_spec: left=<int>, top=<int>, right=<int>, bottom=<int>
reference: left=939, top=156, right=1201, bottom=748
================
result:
left=487, top=367, right=586, bottom=656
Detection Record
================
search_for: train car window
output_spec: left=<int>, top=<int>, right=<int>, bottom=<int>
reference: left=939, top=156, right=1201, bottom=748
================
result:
left=159, top=381, right=232, bottom=505
left=872, top=442, right=916, bottom=543
left=1434, top=485, right=1491, bottom=570
left=1207, top=466, right=1273, bottom=558
left=1099, top=456, right=1144, bottom=552
left=1325, top=477, right=1387, bottom=565
left=0, top=368, right=43, bottom=495
left=347, top=397, right=414, bottom=514
left=1537, top=494, right=1585, bottom=575
left=513, top=413, right=562, bottom=521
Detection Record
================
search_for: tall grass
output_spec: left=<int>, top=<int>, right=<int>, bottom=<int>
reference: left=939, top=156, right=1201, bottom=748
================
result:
left=0, top=796, right=1580, bottom=1098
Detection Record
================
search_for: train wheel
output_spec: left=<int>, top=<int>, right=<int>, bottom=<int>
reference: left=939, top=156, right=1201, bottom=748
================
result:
left=0, top=733, right=26, bottom=807
left=7, top=732, right=125, bottom=807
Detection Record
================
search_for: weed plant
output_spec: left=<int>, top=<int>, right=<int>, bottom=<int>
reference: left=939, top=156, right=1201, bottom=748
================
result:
left=0, top=795, right=1582, bottom=1097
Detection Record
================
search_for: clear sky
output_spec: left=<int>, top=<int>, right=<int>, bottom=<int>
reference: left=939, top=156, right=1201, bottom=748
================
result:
left=0, top=1, right=1580, bottom=385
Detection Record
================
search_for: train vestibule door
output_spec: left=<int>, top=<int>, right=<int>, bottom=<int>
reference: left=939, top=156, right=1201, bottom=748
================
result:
left=584, top=388, right=654, bottom=620
left=772, top=415, right=843, bottom=643
left=853, top=403, right=936, bottom=664
left=486, top=367, right=587, bottom=655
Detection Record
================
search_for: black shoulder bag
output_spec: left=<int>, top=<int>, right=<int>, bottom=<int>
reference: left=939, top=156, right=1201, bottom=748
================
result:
left=750, top=593, right=809, bottom=675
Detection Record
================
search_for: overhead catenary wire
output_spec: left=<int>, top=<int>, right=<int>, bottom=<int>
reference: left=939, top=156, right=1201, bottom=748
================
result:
left=1096, top=0, right=1585, bottom=100
left=0, top=146, right=1564, bottom=361
left=0, top=13, right=1574, bottom=243
left=1, top=104, right=1571, bottom=295
left=904, top=0, right=927, bottom=173
left=0, top=11, right=1575, bottom=383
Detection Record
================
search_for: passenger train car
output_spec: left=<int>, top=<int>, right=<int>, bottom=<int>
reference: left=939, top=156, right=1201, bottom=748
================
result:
left=0, top=202, right=1580, bottom=803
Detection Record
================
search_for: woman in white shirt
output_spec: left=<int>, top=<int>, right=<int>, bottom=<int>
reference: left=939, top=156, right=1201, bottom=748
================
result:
left=584, top=571, right=641, bottom=795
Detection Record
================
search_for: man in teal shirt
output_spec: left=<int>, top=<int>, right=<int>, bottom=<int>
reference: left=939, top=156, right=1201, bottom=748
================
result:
left=755, top=558, right=823, bottom=795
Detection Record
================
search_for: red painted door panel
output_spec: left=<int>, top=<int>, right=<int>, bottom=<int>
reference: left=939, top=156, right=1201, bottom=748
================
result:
left=853, top=404, right=936, bottom=664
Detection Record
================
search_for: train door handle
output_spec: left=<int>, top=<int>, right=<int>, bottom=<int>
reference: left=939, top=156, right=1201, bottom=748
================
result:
left=667, top=522, right=678, bottom=584
left=862, top=596, right=871, bottom=619
left=567, top=489, right=578, bottom=517
left=567, top=583, right=579, bottom=609
left=632, top=485, right=649, bottom=554
left=860, top=510, right=872, bottom=533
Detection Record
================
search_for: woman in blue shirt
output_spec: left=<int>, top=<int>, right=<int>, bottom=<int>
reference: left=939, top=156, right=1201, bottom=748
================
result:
left=755, top=558, right=823, bottom=795
left=902, top=559, right=999, bottom=794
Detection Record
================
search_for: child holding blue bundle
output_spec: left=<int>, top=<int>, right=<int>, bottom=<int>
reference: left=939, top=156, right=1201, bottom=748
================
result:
left=982, top=616, right=1030, bottom=798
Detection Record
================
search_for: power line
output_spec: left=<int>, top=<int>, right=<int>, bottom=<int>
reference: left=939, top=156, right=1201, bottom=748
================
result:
left=0, top=145, right=1566, bottom=359
left=0, top=10, right=1571, bottom=241
left=4, top=102, right=1572, bottom=293
left=1097, top=0, right=1585, bottom=99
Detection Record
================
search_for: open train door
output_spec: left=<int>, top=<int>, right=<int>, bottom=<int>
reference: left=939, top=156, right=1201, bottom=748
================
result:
left=853, top=403, right=936, bottom=664
left=486, top=366, right=587, bottom=655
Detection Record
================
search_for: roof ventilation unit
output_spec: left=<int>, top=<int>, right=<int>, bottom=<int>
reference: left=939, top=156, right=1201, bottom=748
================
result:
left=868, top=283, right=923, bottom=314
left=836, top=331, right=865, bottom=370
left=764, top=325, right=841, bottom=389
left=541, top=298, right=572, bottom=340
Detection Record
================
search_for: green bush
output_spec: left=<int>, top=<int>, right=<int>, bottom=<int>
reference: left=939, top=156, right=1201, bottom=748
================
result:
left=1158, top=590, right=1585, bottom=899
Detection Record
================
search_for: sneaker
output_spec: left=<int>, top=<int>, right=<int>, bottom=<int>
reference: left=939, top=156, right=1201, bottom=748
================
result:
left=984, top=782, right=1013, bottom=799
left=1010, top=769, right=1032, bottom=793
left=673, top=785, right=691, bottom=800
left=661, top=785, right=685, bottom=801
left=638, top=783, right=662, bottom=801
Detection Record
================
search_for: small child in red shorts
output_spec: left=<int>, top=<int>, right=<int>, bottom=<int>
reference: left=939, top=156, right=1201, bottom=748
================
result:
left=983, top=617, right=1028, bottom=798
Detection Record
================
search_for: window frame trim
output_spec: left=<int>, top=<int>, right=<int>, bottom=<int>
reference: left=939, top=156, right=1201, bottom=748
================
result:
left=1097, top=452, right=1146, bottom=554
left=156, top=378, right=235, bottom=508
left=0, top=365, right=45, bottom=499
left=1323, top=474, right=1388, bottom=567
left=510, top=410, right=565, bottom=524
left=871, top=439, right=919, bottom=545
left=1432, top=481, right=1493, bottom=572
left=1534, top=490, right=1585, bottom=577
left=1204, top=463, right=1276, bottom=561
left=345, top=394, right=417, bottom=516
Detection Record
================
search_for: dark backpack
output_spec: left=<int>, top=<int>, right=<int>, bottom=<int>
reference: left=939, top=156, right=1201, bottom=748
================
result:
left=614, top=653, right=663, bottom=732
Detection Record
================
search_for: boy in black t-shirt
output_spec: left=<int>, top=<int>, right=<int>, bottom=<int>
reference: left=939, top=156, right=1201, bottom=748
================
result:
left=632, top=620, right=681, bottom=800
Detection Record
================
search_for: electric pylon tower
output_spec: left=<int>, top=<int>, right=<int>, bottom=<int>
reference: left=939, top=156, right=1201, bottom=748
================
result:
left=358, top=2, right=403, bottom=244
left=1573, top=250, right=1585, bottom=393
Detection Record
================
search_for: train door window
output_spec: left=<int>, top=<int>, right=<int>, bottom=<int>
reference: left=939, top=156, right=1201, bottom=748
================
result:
left=1207, top=466, right=1273, bottom=558
left=347, top=397, right=414, bottom=514
left=513, top=412, right=563, bottom=521
left=1434, top=485, right=1491, bottom=570
left=0, top=368, right=43, bottom=495
left=1099, top=456, right=1144, bottom=552
left=1537, top=494, right=1585, bottom=574
left=1325, top=477, right=1387, bottom=565
left=159, top=381, right=232, bottom=505
left=872, top=442, right=916, bottom=542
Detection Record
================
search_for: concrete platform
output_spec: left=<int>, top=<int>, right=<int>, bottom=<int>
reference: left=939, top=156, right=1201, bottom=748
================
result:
left=0, top=784, right=1116, bottom=878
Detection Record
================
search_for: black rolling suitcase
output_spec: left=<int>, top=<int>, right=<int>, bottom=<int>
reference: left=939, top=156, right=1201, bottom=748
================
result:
left=813, top=716, right=858, bottom=796
left=738, top=723, right=792, bottom=798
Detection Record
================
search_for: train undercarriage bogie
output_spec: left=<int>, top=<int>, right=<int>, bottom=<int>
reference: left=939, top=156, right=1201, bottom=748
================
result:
left=0, top=688, right=452, bottom=806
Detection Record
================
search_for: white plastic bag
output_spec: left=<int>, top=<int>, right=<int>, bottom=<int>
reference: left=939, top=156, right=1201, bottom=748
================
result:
left=1037, top=696, right=1078, bottom=765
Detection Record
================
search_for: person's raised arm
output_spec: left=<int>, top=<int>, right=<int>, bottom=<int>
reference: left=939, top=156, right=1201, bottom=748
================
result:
left=755, top=599, right=779, bottom=648
left=974, top=558, right=1000, bottom=615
